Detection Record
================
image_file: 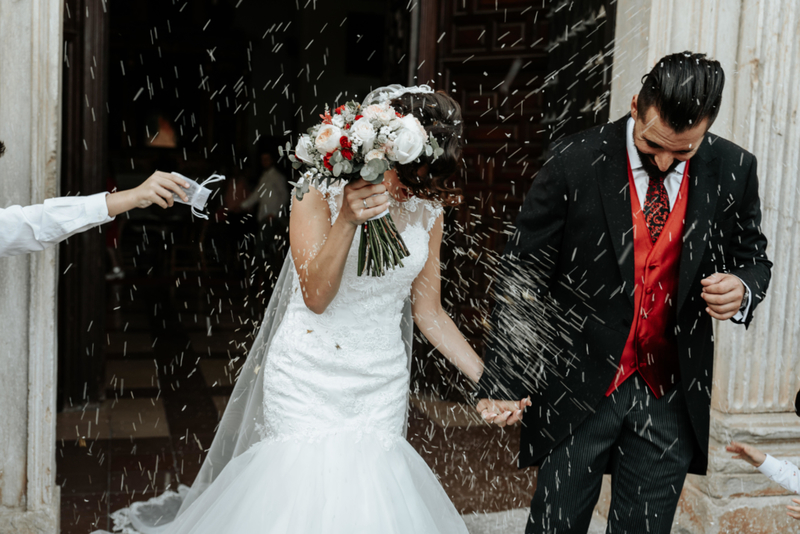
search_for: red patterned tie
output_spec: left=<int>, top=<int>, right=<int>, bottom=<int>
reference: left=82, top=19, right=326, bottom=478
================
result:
left=643, top=176, right=670, bottom=243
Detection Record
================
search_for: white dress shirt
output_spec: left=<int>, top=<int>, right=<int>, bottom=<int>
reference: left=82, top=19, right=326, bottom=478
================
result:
left=625, top=117, right=750, bottom=322
left=626, top=117, right=687, bottom=211
left=0, top=192, right=113, bottom=258
left=759, top=454, right=800, bottom=495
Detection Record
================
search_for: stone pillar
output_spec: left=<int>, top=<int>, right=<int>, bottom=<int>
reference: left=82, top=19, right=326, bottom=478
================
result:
left=0, top=0, right=63, bottom=532
left=609, top=1, right=800, bottom=532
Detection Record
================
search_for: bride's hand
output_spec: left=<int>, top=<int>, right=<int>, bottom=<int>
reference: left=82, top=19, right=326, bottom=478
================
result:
left=339, top=179, right=390, bottom=226
left=476, top=397, right=532, bottom=428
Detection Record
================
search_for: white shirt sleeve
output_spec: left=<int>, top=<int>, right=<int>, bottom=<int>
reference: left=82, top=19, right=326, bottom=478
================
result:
left=730, top=277, right=752, bottom=324
left=758, top=454, right=800, bottom=495
left=0, top=192, right=113, bottom=258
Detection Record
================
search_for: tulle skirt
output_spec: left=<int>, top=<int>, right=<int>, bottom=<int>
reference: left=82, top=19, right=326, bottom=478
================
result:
left=113, top=431, right=468, bottom=534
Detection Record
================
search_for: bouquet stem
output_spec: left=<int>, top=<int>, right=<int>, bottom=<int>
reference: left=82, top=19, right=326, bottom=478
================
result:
left=357, top=213, right=410, bottom=276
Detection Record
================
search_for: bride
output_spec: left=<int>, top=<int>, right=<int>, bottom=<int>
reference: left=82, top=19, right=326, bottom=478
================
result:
left=104, top=86, right=528, bottom=534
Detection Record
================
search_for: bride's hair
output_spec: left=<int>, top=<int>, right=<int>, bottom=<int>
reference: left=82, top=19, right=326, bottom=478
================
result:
left=390, top=91, right=463, bottom=206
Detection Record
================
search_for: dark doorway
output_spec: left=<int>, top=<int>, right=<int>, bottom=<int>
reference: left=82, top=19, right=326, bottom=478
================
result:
left=411, top=0, right=617, bottom=402
left=57, top=1, right=408, bottom=532
left=56, top=1, right=617, bottom=532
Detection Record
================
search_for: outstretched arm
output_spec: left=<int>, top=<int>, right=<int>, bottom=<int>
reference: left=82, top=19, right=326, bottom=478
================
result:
left=728, top=440, right=800, bottom=518
left=105, top=171, right=189, bottom=216
left=410, top=213, right=483, bottom=382
left=0, top=171, right=189, bottom=259
left=410, top=214, right=530, bottom=426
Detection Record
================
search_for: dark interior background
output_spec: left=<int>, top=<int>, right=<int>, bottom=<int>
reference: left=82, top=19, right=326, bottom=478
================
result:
left=56, top=1, right=616, bottom=529
left=58, top=0, right=617, bottom=408
left=58, top=0, right=617, bottom=411
left=59, top=0, right=409, bottom=409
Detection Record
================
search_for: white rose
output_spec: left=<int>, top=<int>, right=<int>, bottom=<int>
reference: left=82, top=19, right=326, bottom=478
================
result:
left=314, top=124, right=343, bottom=154
left=351, top=118, right=377, bottom=153
left=362, top=103, right=396, bottom=124
left=365, top=149, right=386, bottom=163
left=377, top=109, right=397, bottom=124
left=295, top=135, right=314, bottom=163
left=361, top=104, right=386, bottom=120
left=332, top=114, right=345, bottom=128
left=389, top=115, right=426, bottom=164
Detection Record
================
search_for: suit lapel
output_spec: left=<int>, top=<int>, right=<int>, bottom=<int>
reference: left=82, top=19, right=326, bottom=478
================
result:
left=596, top=116, right=635, bottom=307
left=677, top=136, right=720, bottom=313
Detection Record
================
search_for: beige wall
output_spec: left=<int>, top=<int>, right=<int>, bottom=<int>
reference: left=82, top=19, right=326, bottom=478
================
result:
left=0, top=0, right=63, bottom=532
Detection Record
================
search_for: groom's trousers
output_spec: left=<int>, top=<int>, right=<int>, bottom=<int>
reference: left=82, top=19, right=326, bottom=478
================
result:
left=525, top=376, right=695, bottom=534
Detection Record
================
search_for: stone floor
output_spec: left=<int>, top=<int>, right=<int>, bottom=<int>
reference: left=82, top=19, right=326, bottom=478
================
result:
left=56, top=230, right=537, bottom=533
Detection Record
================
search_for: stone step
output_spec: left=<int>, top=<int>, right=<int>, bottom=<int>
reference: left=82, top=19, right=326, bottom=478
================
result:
left=462, top=508, right=607, bottom=534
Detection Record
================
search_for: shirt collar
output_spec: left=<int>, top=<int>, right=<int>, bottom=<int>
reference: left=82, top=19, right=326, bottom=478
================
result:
left=626, top=116, right=686, bottom=176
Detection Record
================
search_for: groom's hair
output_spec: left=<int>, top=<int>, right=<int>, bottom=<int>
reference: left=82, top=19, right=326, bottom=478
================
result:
left=0, top=140, right=5, bottom=159
left=638, top=51, right=725, bottom=133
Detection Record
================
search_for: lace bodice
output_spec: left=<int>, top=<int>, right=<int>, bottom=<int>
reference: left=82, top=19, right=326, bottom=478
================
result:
left=293, top=181, right=442, bottom=321
left=261, top=183, right=443, bottom=447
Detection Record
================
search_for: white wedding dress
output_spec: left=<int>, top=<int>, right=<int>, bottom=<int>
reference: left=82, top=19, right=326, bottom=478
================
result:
left=105, top=183, right=469, bottom=534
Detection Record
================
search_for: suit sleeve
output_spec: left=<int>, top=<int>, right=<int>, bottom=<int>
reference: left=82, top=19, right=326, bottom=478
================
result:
left=727, top=155, right=772, bottom=327
left=477, top=157, right=569, bottom=400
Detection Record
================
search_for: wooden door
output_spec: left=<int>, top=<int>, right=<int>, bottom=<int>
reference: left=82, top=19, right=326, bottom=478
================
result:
left=58, top=0, right=110, bottom=409
left=414, top=0, right=616, bottom=399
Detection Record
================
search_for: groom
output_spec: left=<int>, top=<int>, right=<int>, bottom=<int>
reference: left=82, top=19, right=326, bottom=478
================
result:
left=477, top=51, right=772, bottom=533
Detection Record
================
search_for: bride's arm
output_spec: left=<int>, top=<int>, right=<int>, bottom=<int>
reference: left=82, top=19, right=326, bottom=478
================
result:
left=290, top=179, right=388, bottom=314
left=411, top=214, right=530, bottom=426
left=410, top=214, right=484, bottom=383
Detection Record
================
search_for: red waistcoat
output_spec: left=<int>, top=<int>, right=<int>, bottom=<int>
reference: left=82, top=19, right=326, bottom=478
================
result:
left=605, top=158, right=690, bottom=399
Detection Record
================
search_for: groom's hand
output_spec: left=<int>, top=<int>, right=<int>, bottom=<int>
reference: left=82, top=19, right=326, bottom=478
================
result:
left=476, top=397, right=531, bottom=428
left=700, top=273, right=745, bottom=320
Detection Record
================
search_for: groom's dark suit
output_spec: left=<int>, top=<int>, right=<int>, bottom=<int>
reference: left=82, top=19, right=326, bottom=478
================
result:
left=478, top=114, right=771, bottom=526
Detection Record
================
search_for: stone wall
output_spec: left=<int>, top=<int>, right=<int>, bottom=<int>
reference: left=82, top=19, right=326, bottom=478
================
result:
left=0, top=0, right=63, bottom=532
left=609, top=0, right=800, bottom=532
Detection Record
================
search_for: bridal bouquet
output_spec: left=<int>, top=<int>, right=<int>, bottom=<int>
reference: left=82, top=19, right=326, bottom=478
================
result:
left=284, top=99, right=443, bottom=277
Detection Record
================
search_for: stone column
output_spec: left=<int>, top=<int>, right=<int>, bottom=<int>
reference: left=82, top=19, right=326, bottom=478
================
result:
left=0, top=0, right=63, bottom=532
left=609, top=1, right=800, bottom=532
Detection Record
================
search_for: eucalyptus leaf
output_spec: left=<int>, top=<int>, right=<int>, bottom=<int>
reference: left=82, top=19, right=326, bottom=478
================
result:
left=333, top=163, right=343, bottom=177
left=285, top=141, right=292, bottom=152
left=278, top=146, right=284, bottom=157
left=360, top=166, right=374, bottom=178
left=292, top=161, right=303, bottom=170
left=368, top=158, right=383, bottom=172
left=425, top=145, right=433, bottom=156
